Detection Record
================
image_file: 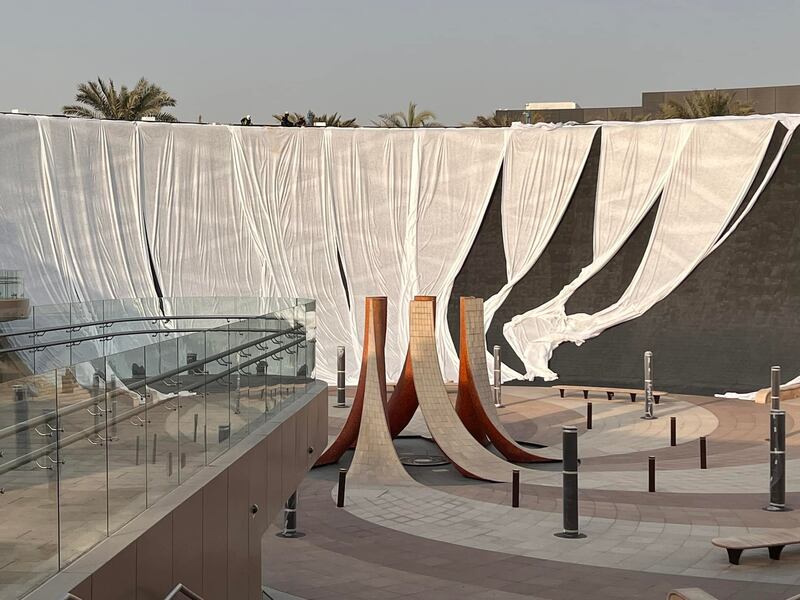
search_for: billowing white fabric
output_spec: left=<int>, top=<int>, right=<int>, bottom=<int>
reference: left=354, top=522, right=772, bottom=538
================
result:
left=505, top=117, right=777, bottom=380
left=476, top=124, right=597, bottom=379
left=328, top=128, right=416, bottom=381
left=139, top=123, right=264, bottom=298
left=328, top=128, right=505, bottom=382
left=414, top=129, right=506, bottom=382
left=230, top=127, right=353, bottom=382
left=503, top=120, right=693, bottom=380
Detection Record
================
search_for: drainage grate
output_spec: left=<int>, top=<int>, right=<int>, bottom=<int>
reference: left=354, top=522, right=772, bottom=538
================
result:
left=399, top=454, right=450, bottom=467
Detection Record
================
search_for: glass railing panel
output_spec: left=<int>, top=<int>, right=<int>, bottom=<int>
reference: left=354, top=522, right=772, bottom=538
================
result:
left=105, top=344, right=147, bottom=532
left=0, top=269, right=24, bottom=299
left=55, top=362, right=109, bottom=567
left=143, top=338, right=179, bottom=505
left=0, top=371, right=59, bottom=597
left=205, top=328, right=231, bottom=464
left=176, top=333, right=205, bottom=483
left=30, top=303, right=74, bottom=374
left=303, top=299, right=316, bottom=381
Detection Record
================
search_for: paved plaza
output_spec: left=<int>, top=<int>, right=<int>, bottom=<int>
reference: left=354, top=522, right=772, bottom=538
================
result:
left=263, top=386, right=800, bottom=599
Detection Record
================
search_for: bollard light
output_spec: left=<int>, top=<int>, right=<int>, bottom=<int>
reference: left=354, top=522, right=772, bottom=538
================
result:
left=642, top=351, right=656, bottom=420
left=493, top=345, right=504, bottom=408
left=555, top=425, right=585, bottom=538
left=335, top=346, right=347, bottom=408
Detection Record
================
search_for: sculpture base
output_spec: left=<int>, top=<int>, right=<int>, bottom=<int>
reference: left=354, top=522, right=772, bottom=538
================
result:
left=554, top=531, right=587, bottom=539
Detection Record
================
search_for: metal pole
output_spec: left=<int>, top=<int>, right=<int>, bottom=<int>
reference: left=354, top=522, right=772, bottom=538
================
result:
left=765, top=410, right=790, bottom=511
left=13, top=384, right=29, bottom=455
left=555, top=425, right=584, bottom=538
left=642, top=351, right=656, bottom=420
left=151, top=433, right=158, bottom=464
left=337, top=468, right=347, bottom=507
left=512, top=469, right=520, bottom=507
left=336, top=346, right=346, bottom=408
left=135, top=435, right=140, bottom=466
left=493, top=345, right=503, bottom=408
left=670, top=416, right=676, bottom=447
left=648, top=456, right=656, bottom=492
left=193, top=413, right=199, bottom=443
left=700, top=436, right=707, bottom=469
left=586, top=402, right=592, bottom=430
left=771, top=366, right=781, bottom=411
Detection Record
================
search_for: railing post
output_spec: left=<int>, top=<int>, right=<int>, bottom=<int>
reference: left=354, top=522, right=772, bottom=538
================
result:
left=555, top=425, right=585, bottom=538
left=765, top=409, right=790, bottom=511
left=337, top=468, right=347, bottom=507
left=642, top=351, right=656, bottom=420
left=336, top=346, right=347, bottom=408
left=13, top=384, right=29, bottom=455
left=493, top=345, right=503, bottom=408
left=648, top=456, right=656, bottom=492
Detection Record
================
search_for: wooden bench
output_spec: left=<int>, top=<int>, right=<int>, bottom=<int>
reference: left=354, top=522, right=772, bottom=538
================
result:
left=553, top=384, right=667, bottom=404
left=712, top=530, right=800, bottom=564
left=754, top=382, right=800, bottom=405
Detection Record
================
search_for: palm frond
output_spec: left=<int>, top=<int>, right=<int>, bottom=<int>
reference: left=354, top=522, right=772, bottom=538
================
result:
left=659, top=90, right=753, bottom=120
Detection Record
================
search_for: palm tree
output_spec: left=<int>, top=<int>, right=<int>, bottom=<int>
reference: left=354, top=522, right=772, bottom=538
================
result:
left=272, top=111, right=358, bottom=127
left=373, top=101, right=440, bottom=127
left=659, top=90, right=753, bottom=119
left=465, top=111, right=545, bottom=127
left=63, top=78, right=177, bottom=122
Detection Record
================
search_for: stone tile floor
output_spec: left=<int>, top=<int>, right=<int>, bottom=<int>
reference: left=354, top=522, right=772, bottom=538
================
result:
left=263, top=387, right=800, bottom=599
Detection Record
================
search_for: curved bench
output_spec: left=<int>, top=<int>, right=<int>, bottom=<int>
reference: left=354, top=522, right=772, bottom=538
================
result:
left=553, top=384, right=667, bottom=403
left=712, top=530, right=800, bottom=564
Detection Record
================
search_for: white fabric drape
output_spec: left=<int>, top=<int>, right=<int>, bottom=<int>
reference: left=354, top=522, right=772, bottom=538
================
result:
left=328, top=128, right=505, bottom=382
left=139, top=123, right=265, bottom=298
left=229, top=127, right=353, bottom=382
left=477, top=124, right=597, bottom=379
left=503, top=120, right=693, bottom=380
left=414, top=129, right=506, bottom=382
left=504, top=117, right=777, bottom=380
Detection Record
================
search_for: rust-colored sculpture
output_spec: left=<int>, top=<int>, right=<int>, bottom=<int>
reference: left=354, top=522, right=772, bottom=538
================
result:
left=455, top=297, right=551, bottom=463
left=385, top=295, right=435, bottom=438
left=315, top=296, right=387, bottom=466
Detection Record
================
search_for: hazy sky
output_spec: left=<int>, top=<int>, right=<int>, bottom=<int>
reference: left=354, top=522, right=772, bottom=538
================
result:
left=1, top=0, right=798, bottom=125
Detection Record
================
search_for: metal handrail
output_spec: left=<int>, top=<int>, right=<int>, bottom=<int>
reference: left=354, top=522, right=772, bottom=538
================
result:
left=0, top=336, right=304, bottom=476
left=0, top=313, right=294, bottom=340
left=0, top=326, right=289, bottom=355
left=164, top=583, right=206, bottom=600
left=0, top=325, right=303, bottom=443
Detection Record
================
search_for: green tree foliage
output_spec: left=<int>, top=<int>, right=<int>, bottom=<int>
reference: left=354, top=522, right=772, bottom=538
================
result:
left=63, top=78, right=177, bottom=122
left=373, top=101, right=440, bottom=127
left=272, top=111, right=358, bottom=127
left=659, top=90, right=754, bottom=119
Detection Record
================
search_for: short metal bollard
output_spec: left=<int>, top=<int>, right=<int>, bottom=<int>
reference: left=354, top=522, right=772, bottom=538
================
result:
left=512, top=469, right=520, bottom=508
left=555, top=425, right=584, bottom=538
left=335, top=346, right=347, bottom=408
left=765, top=409, right=790, bottom=511
left=648, top=456, right=656, bottom=492
left=193, top=413, right=199, bottom=443
left=151, top=433, right=158, bottom=464
left=670, top=416, right=676, bottom=447
left=700, top=436, right=707, bottom=469
left=586, top=402, right=593, bottom=430
left=337, top=468, right=347, bottom=507
left=493, top=345, right=504, bottom=408
left=135, top=435, right=140, bottom=466
left=276, top=492, right=304, bottom=538
left=641, top=351, right=656, bottom=420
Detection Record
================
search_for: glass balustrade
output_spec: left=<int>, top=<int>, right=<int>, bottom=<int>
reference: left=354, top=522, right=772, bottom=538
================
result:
left=0, top=297, right=315, bottom=599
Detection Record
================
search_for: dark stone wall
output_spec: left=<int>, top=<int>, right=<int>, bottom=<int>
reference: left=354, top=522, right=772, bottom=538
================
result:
left=450, top=125, right=800, bottom=395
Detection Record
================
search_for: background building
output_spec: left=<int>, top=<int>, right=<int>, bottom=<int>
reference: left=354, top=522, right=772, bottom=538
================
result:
left=496, top=83, right=800, bottom=123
